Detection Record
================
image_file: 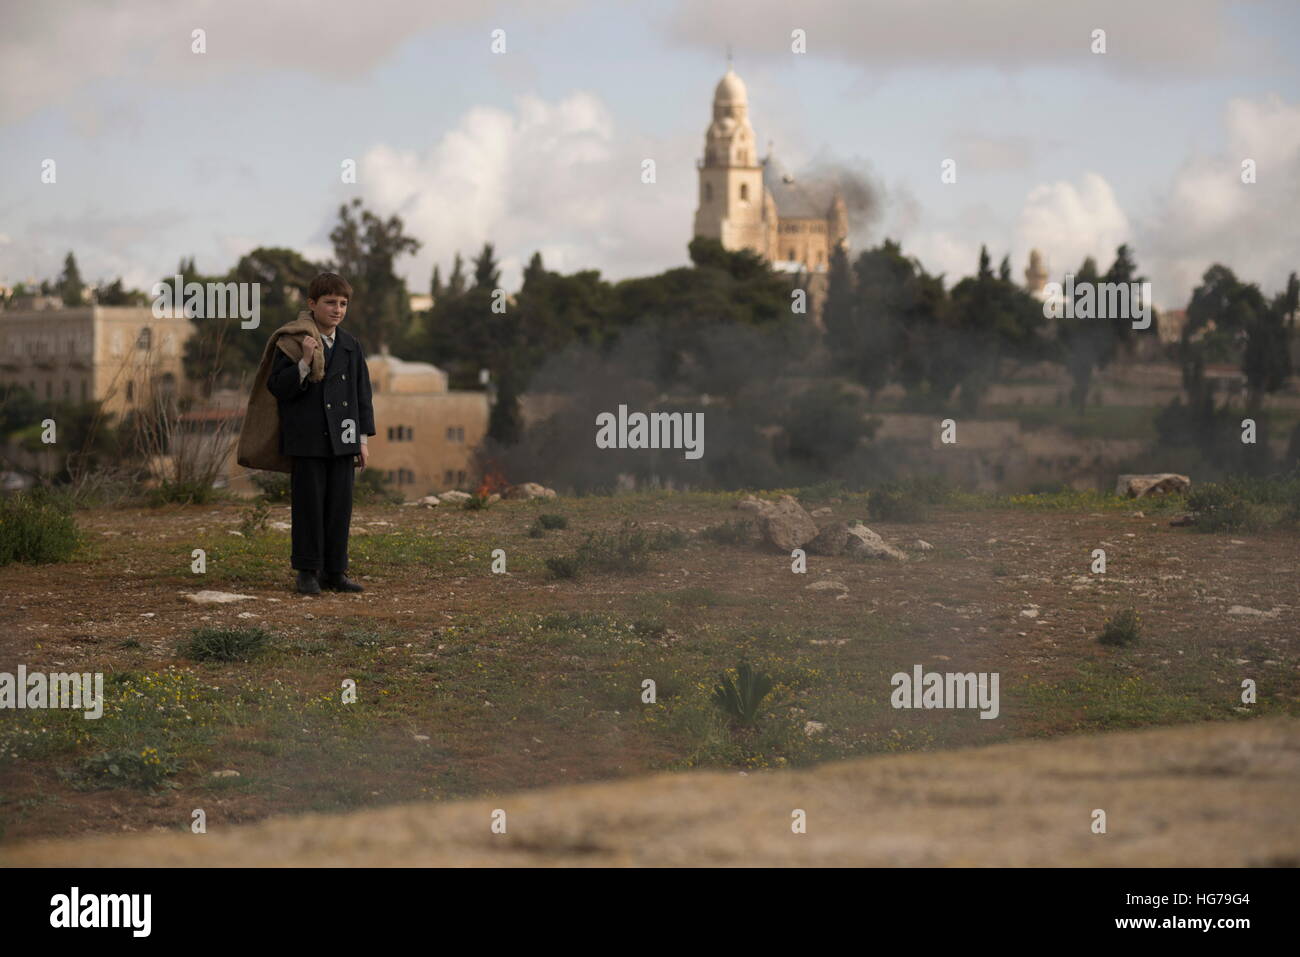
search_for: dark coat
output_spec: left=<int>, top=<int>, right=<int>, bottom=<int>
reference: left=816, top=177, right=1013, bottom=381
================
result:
left=267, top=325, right=375, bottom=459
left=236, top=313, right=329, bottom=473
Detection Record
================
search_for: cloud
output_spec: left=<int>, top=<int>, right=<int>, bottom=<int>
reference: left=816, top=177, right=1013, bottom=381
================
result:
left=662, top=0, right=1271, bottom=77
left=949, top=134, right=1034, bottom=173
left=1139, top=94, right=1300, bottom=305
left=1014, top=172, right=1132, bottom=281
left=358, top=90, right=695, bottom=287
left=0, top=0, right=580, bottom=124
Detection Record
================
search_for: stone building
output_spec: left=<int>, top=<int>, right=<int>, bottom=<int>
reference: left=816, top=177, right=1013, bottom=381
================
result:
left=0, top=299, right=189, bottom=415
left=693, top=67, right=849, bottom=276
left=357, top=348, right=490, bottom=497
left=1, top=298, right=490, bottom=500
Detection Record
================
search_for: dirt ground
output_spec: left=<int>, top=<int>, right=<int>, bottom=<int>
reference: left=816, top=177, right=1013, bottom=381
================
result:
left=0, top=492, right=1296, bottom=852
left=5, top=716, right=1297, bottom=866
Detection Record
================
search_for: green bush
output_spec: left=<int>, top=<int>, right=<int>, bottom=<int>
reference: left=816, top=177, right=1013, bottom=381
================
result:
left=183, top=627, right=273, bottom=662
left=537, top=513, right=568, bottom=530
left=65, top=747, right=182, bottom=791
left=354, top=469, right=403, bottom=505
left=250, top=471, right=291, bottom=503
left=870, top=488, right=928, bottom=523
left=1098, top=608, right=1142, bottom=647
left=712, top=662, right=774, bottom=726
left=1186, top=483, right=1259, bottom=533
left=147, top=479, right=219, bottom=507
left=701, top=519, right=755, bottom=545
left=0, top=492, right=81, bottom=566
left=544, top=554, right=580, bottom=579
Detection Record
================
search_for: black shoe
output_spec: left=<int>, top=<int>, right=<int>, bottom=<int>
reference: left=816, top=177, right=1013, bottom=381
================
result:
left=296, top=570, right=321, bottom=595
left=321, top=572, right=364, bottom=593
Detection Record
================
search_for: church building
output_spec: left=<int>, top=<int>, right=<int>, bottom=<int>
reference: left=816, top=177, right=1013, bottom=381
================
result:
left=693, top=66, right=849, bottom=276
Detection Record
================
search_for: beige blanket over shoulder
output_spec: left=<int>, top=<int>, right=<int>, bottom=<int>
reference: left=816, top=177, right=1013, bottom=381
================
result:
left=235, top=311, right=328, bottom=474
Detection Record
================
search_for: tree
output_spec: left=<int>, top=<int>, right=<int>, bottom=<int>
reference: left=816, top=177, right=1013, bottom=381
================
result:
left=59, top=252, right=84, bottom=306
left=328, top=197, right=421, bottom=352
left=1055, top=245, right=1144, bottom=411
left=1242, top=271, right=1296, bottom=413
left=447, top=253, right=466, bottom=297
left=472, top=242, right=501, bottom=290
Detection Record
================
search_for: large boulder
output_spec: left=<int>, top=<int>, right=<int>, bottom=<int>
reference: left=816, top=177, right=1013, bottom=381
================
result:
left=1115, top=473, right=1191, bottom=498
left=845, top=523, right=908, bottom=562
left=439, top=490, right=471, bottom=504
left=505, top=482, right=555, bottom=501
left=738, top=494, right=817, bottom=551
left=806, top=522, right=853, bottom=556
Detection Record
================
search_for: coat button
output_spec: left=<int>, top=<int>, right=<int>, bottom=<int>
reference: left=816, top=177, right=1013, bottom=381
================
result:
left=342, top=374, right=346, bottom=380
left=326, top=403, right=332, bottom=409
left=343, top=401, right=348, bottom=406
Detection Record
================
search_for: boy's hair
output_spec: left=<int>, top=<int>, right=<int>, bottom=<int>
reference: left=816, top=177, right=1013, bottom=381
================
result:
left=307, top=272, right=353, bottom=302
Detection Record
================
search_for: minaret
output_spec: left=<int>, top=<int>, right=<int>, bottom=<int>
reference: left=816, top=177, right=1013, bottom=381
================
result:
left=692, top=64, right=768, bottom=256
left=1024, top=249, right=1048, bottom=299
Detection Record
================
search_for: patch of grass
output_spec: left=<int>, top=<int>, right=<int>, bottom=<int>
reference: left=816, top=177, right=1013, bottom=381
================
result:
left=547, top=520, right=677, bottom=578
left=537, top=513, right=568, bottom=530
left=1097, top=607, right=1142, bottom=647
left=1186, top=483, right=1268, bottom=533
left=700, top=519, right=755, bottom=545
left=182, top=626, right=274, bottom=662
left=0, top=491, right=82, bottom=566
left=62, top=746, right=183, bottom=791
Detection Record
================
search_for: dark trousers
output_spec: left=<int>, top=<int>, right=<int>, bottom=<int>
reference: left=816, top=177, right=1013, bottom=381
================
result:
left=290, top=455, right=355, bottom=575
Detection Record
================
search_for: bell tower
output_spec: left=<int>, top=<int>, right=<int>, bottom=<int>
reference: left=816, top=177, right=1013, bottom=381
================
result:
left=692, top=62, right=768, bottom=256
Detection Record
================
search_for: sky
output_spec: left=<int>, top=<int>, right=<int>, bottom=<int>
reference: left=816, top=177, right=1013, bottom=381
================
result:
left=1, top=0, right=1297, bottom=311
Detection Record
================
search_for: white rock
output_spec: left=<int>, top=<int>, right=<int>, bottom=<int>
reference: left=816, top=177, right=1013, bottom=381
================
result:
left=440, top=490, right=471, bottom=503
left=806, top=579, right=848, bottom=592
left=184, top=591, right=255, bottom=604
left=211, top=770, right=240, bottom=778
left=1227, top=606, right=1280, bottom=619
left=803, top=720, right=827, bottom=737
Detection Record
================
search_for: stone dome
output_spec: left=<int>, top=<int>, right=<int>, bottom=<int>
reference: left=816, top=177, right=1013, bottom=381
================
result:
left=713, top=67, right=747, bottom=105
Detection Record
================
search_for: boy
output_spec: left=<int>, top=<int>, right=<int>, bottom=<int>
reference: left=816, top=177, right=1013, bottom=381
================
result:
left=266, top=273, right=375, bottom=594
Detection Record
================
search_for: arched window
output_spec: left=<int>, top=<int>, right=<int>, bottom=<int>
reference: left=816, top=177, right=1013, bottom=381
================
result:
left=704, top=182, right=713, bottom=203
left=739, top=183, right=749, bottom=201
left=136, top=327, right=151, bottom=350
left=126, top=381, right=134, bottom=402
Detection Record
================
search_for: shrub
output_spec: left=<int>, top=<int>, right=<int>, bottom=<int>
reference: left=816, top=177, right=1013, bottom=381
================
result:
left=1097, top=608, right=1142, bottom=647
left=1186, top=483, right=1259, bottom=533
left=183, top=626, right=273, bottom=662
left=250, top=470, right=291, bottom=503
left=544, top=554, right=580, bottom=579
left=870, top=487, right=928, bottom=523
left=0, top=492, right=81, bottom=566
left=354, top=469, right=402, bottom=505
left=701, top=519, right=755, bottom=545
left=239, top=499, right=270, bottom=537
left=537, top=513, right=568, bottom=530
left=65, top=747, right=182, bottom=791
left=712, top=662, right=774, bottom=726
left=147, top=479, right=219, bottom=507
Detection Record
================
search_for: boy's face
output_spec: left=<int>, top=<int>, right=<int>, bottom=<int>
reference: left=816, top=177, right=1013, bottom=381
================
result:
left=308, top=294, right=347, bottom=331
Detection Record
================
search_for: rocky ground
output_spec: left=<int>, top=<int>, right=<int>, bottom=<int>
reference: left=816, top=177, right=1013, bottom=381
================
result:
left=5, top=716, right=1296, bottom=866
left=1, top=490, right=1296, bottom=852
